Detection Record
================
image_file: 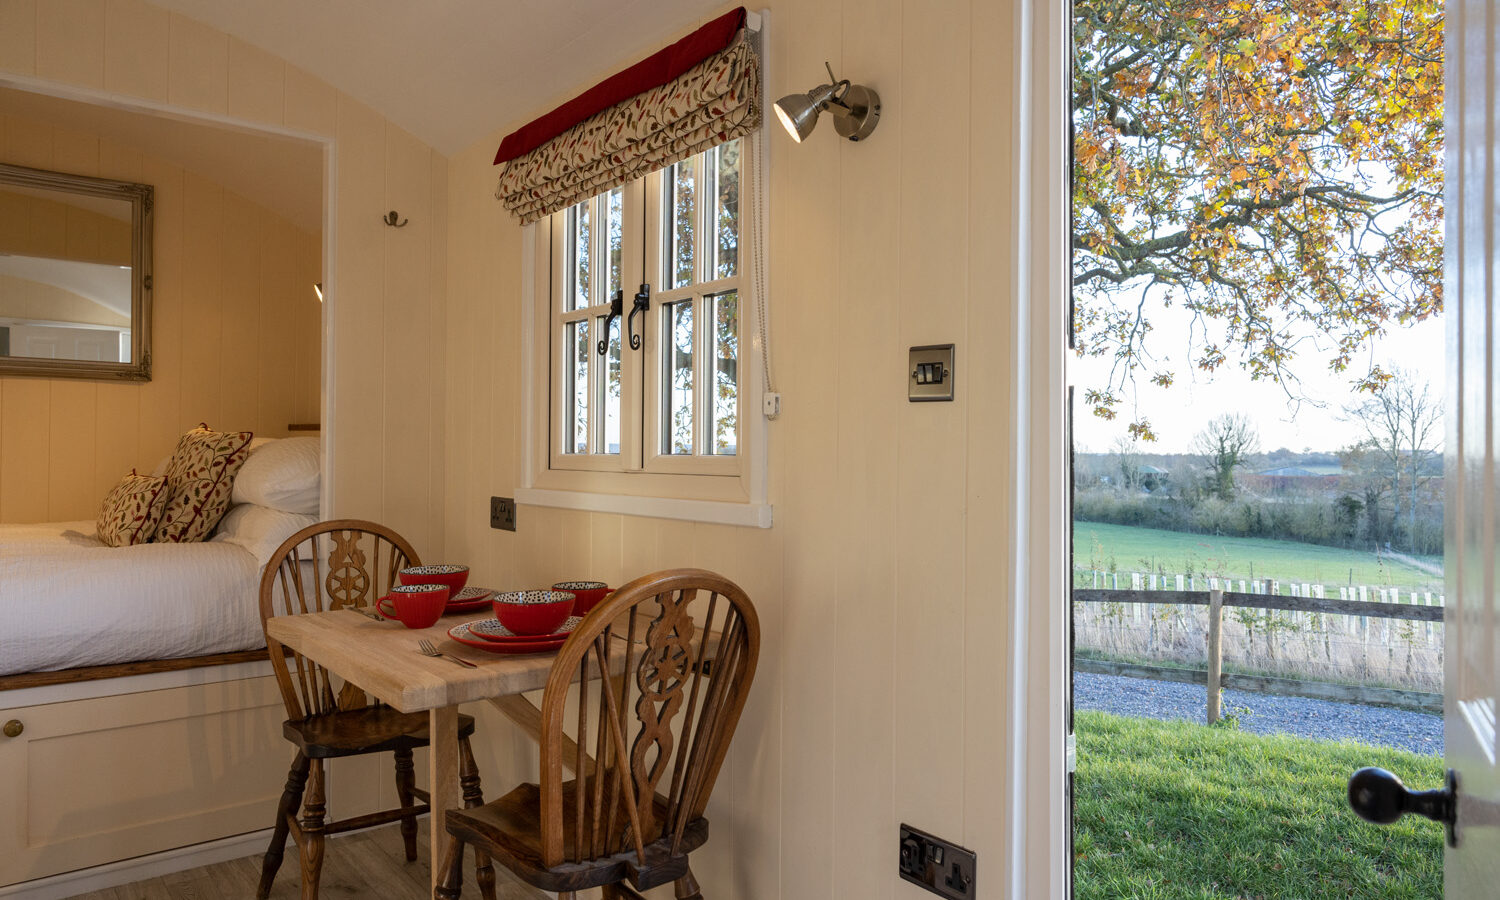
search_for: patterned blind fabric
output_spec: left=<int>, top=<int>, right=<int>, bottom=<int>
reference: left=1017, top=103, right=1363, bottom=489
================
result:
left=495, top=34, right=761, bottom=224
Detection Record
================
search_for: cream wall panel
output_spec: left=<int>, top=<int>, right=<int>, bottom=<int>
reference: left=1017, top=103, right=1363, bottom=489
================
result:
left=104, top=0, right=170, bottom=103
left=178, top=170, right=225, bottom=428
left=427, top=152, right=449, bottom=553
left=328, top=95, right=387, bottom=523
left=381, top=122, right=437, bottom=556
left=894, top=0, right=973, bottom=850
left=35, top=0, right=105, bottom=89
left=962, top=0, right=1018, bottom=867
left=0, top=112, right=320, bottom=522
left=283, top=63, right=336, bottom=138
left=0, top=0, right=37, bottom=76
left=48, top=379, right=97, bottom=516
left=831, top=0, right=901, bottom=894
left=226, top=36, right=285, bottom=127
left=136, top=153, right=184, bottom=466
left=0, top=378, right=47, bottom=521
left=167, top=13, right=228, bottom=114
left=219, top=190, right=262, bottom=432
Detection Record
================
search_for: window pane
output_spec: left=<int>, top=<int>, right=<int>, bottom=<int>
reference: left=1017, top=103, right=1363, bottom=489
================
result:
left=569, top=201, right=591, bottom=312
left=709, top=290, right=738, bottom=455
left=667, top=157, right=697, bottom=289
left=602, top=314, right=622, bottom=455
left=713, top=141, right=740, bottom=280
left=607, top=187, right=624, bottom=299
left=664, top=300, right=694, bottom=454
left=566, top=319, right=589, bottom=453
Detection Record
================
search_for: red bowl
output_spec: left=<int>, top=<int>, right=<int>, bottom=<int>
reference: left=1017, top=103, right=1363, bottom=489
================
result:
left=552, top=581, right=610, bottom=615
left=376, top=584, right=450, bottom=629
left=400, top=564, right=469, bottom=598
left=492, top=590, right=575, bottom=636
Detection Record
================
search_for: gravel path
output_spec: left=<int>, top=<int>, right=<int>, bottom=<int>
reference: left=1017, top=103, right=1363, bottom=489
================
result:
left=1074, top=671, right=1444, bottom=756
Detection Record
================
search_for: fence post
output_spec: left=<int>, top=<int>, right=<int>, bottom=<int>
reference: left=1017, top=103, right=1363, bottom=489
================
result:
left=1207, top=588, right=1224, bottom=725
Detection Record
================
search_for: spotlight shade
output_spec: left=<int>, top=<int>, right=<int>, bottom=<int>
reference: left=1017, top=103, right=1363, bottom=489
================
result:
left=774, top=92, right=820, bottom=143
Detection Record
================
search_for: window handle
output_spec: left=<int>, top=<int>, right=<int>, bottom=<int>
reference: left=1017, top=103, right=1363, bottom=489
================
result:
left=597, top=290, right=623, bottom=356
left=627, top=283, right=651, bottom=351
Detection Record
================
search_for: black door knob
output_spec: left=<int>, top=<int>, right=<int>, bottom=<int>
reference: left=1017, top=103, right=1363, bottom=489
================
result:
left=1348, top=767, right=1457, bottom=846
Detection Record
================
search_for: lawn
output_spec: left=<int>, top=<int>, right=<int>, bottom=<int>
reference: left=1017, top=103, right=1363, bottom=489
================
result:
left=1075, top=711, right=1444, bottom=900
left=1073, top=522, right=1443, bottom=594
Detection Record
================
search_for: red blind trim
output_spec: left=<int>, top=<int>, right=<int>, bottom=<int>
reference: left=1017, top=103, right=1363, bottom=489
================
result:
left=493, top=7, right=747, bottom=165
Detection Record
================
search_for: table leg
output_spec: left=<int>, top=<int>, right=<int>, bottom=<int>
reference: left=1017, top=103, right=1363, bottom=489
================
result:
left=429, top=705, right=459, bottom=896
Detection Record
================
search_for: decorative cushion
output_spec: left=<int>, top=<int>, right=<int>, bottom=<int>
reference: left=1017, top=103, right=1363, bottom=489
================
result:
left=231, top=437, right=321, bottom=515
left=153, top=424, right=255, bottom=544
left=97, top=470, right=170, bottom=547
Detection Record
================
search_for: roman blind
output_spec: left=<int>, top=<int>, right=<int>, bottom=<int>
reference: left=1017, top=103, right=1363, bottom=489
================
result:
left=493, top=7, right=761, bottom=223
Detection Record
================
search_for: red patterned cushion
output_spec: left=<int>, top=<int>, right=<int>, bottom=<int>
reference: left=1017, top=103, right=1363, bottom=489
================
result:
left=97, top=470, right=169, bottom=547
left=153, top=424, right=254, bottom=544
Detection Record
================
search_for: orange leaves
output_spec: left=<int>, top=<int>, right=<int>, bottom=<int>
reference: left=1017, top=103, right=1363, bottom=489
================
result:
left=1072, top=0, right=1443, bottom=437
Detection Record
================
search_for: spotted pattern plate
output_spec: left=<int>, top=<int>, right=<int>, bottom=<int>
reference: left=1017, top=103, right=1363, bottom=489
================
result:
left=465, top=615, right=583, bottom=643
left=445, top=586, right=496, bottom=612
left=447, top=622, right=569, bottom=654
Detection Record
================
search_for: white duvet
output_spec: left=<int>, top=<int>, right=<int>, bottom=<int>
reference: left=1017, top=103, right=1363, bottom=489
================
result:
left=0, top=519, right=287, bottom=675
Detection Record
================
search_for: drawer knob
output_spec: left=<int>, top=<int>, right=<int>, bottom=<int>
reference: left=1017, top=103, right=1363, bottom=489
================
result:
left=2, top=720, right=21, bottom=738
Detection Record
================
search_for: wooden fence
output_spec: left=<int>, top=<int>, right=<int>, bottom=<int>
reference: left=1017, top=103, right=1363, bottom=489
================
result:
left=1073, top=588, right=1444, bottom=718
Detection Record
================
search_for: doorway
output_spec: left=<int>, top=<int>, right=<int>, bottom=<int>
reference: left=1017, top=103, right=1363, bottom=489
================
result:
left=1068, top=1, right=1447, bottom=897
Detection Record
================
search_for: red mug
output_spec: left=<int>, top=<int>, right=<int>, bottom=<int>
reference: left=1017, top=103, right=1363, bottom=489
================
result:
left=376, top=584, right=450, bottom=629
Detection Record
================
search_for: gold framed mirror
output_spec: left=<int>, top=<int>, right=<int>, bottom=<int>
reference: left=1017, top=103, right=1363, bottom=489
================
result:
left=0, top=162, right=153, bottom=381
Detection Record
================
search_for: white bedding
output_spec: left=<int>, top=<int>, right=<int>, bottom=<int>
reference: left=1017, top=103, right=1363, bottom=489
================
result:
left=0, top=520, right=276, bottom=676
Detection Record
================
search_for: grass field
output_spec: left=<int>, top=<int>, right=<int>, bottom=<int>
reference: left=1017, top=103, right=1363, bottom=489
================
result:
left=1075, top=711, right=1443, bottom=900
left=1073, top=521, right=1443, bottom=594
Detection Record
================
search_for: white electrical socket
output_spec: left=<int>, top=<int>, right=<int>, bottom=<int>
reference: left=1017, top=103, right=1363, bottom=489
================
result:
left=762, top=392, right=781, bottom=418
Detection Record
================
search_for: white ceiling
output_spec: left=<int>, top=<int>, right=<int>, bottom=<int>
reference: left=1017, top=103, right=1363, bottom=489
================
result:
left=151, top=0, right=734, bottom=156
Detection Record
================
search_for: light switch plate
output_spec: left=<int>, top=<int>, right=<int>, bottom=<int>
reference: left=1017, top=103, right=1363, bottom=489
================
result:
left=909, top=344, right=956, bottom=402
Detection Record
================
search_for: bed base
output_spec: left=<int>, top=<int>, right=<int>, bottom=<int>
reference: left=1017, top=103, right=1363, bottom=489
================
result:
left=0, top=649, right=272, bottom=692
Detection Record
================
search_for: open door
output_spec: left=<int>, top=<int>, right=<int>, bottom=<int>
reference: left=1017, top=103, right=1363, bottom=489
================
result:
left=1443, top=0, right=1500, bottom=887
left=1347, top=0, right=1500, bottom=891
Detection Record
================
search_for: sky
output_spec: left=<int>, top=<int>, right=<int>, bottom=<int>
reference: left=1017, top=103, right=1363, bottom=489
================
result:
left=1068, top=300, right=1447, bottom=455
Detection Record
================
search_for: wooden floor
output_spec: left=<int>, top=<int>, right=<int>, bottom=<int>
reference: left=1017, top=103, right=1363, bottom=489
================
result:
left=67, top=821, right=549, bottom=900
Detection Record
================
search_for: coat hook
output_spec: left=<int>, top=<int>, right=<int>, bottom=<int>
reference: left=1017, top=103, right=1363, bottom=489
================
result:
left=383, top=210, right=409, bottom=228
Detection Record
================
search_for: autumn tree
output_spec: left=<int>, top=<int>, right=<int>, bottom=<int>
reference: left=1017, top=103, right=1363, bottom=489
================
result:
left=1193, top=412, right=1260, bottom=499
left=1073, top=0, right=1444, bottom=438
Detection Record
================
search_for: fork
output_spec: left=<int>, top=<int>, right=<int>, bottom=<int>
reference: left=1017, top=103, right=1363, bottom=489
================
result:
left=418, top=638, right=477, bottom=668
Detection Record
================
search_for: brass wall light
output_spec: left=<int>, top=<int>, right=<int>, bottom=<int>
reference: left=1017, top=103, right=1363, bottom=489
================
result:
left=774, top=62, right=881, bottom=143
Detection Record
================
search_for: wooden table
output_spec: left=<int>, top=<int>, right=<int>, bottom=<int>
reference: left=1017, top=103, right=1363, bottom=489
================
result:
left=264, top=607, right=578, bottom=895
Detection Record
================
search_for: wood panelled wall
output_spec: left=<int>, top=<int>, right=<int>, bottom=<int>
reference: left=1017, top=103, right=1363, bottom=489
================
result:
left=0, top=110, right=320, bottom=524
left=0, top=0, right=449, bottom=555
left=441, top=1, right=1019, bottom=898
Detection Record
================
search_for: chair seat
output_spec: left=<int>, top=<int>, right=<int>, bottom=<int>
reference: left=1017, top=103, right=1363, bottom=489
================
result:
left=443, top=781, right=709, bottom=893
left=284, top=707, right=476, bottom=759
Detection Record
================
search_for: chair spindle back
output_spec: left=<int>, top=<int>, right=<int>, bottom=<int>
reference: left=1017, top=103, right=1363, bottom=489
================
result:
left=536, top=568, right=760, bottom=875
left=258, top=519, right=419, bottom=721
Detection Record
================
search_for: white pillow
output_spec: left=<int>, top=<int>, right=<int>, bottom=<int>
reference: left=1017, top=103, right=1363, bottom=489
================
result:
left=231, top=437, right=321, bottom=515
left=211, top=503, right=319, bottom=567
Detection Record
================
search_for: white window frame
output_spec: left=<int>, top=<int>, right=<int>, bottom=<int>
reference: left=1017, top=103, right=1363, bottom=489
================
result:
left=517, top=133, right=770, bottom=528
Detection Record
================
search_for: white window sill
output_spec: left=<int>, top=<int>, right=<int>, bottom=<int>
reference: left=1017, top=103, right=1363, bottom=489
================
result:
left=514, top=488, right=772, bottom=528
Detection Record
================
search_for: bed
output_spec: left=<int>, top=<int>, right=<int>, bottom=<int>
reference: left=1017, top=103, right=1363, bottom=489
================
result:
left=0, top=435, right=321, bottom=678
left=0, top=435, right=323, bottom=894
left=0, top=508, right=313, bottom=677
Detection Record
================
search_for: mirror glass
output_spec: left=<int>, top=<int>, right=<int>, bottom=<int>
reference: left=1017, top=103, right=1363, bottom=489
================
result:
left=0, top=164, right=152, bottom=380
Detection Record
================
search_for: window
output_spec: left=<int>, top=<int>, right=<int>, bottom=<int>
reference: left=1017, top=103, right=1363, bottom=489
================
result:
left=524, top=139, right=767, bottom=523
